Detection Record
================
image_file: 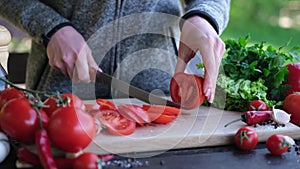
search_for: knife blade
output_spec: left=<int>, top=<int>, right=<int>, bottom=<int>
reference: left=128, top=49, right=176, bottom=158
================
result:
left=95, top=71, right=181, bottom=108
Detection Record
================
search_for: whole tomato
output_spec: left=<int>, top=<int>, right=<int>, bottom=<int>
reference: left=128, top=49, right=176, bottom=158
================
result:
left=266, top=134, right=290, bottom=155
left=248, top=100, right=268, bottom=111
left=234, top=126, right=258, bottom=151
left=286, top=63, right=300, bottom=95
left=47, top=106, right=97, bottom=153
left=0, top=98, right=48, bottom=143
left=0, top=87, right=25, bottom=108
left=42, top=93, right=85, bottom=117
left=73, top=152, right=100, bottom=169
left=283, top=93, right=300, bottom=126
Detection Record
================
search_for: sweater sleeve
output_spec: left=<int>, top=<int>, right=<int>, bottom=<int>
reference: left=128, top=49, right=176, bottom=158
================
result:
left=0, top=0, right=70, bottom=44
left=182, top=0, right=231, bottom=34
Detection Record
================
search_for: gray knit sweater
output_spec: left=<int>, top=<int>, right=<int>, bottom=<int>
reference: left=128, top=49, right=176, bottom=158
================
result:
left=0, top=0, right=230, bottom=100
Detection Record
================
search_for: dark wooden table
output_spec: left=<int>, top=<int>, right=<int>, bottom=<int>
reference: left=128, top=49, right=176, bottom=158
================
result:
left=2, top=141, right=300, bottom=169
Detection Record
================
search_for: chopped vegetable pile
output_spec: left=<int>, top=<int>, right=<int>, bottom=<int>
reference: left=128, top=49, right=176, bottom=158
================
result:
left=205, top=35, right=300, bottom=111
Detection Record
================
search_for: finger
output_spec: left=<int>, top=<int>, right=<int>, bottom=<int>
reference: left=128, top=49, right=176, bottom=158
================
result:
left=175, top=42, right=195, bottom=73
left=200, top=41, right=217, bottom=103
left=86, top=48, right=99, bottom=82
left=75, top=48, right=90, bottom=82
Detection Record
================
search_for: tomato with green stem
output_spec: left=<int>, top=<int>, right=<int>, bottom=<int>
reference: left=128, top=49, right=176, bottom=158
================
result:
left=0, top=98, right=48, bottom=143
left=170, top=72, right=205, bottom=110
left=47, top=106, right=97, bottom=153
left=0, top=87, right=25, bottom=108
left=234, top=126, right=258, bottom=151
left=42, top=93, right=85, bottom=117
left=266, top=134, right=291, bottom=155
left=248, top=100, right=268, bottom=111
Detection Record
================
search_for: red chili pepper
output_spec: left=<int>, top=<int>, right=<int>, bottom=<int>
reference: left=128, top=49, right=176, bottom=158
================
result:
left=225, top=111, right=272, bottom=127
left=17, top=147, right=41, bottom=166
left=17, top=147, right=74, bottom=169
left=36, top=129, right=58, bottom=169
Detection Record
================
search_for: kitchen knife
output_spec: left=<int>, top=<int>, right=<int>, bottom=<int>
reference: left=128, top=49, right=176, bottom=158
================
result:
left=95, top=71, right=181, bottom=108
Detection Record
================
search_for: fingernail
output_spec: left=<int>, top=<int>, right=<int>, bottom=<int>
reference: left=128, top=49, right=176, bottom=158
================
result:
left=205, top=88, right=211, bottom=101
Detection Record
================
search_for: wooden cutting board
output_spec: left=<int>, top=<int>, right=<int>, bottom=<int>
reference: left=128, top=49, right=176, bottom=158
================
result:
left=83, top=98, right=300, bottom=156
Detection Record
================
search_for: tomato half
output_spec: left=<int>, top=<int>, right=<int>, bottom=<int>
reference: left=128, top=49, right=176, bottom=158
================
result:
left=73, top=152, right=100, bottom=169
left=0, top=98, right=48, bottom=143
left=117, top=104, right=151, bottom=125
left=42, top=93, right=84, bottom=117
left=266, top=134, right=290, bottom=155
left=283, top=93, right=300, bottom=126
left=170, top=72, right=205, bottom=110
left=47, top=107, right=97, bottom=153
left=234, top=126, right=258, bottom=151
left=94, top=109, right=136, bottom=136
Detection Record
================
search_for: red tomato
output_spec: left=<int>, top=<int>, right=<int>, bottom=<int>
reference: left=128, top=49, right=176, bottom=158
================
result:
left=286, top=62, right=300, bottom=95
left=47, top=107, right=97, bottom=153
left=73, top=152, right=100, bottom=169
left=142, top=104, right=181, bottom=116
left=0, top=87, right=25, bottom=108
left=266, top=134, right=290, bottom=155
left=0, top=98, right=48, bottom=143
left=148, top=113, right=176, bottom=124
left=96, top=99, right=117, bottom=110
left=248, top=100, right=268, bottom=111
left=283, top=93, right=300, bottom=126
left=42, top=93, right=84, bottom=117
left=170, top=72, right=205, bottom=110
left=117, top=104, right=151, bottom=125
left=94, top=109, right=136, bottom=136
left=234, top=126, right=258, bottom=151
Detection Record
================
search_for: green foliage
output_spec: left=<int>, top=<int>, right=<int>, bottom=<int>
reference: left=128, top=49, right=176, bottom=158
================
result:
left=211, top=35, right=299, bottom=111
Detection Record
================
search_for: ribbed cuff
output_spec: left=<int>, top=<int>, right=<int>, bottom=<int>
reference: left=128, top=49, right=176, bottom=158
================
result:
left=42, top=22, right=74, bottom=47
left=180, top=11, right=219, bottom=34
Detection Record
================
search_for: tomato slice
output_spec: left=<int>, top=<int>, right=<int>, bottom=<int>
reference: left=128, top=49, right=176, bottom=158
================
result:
left=96, top=99, right=117, bottom=110
left=117, top=104, right=151, bottom=125
left=142, top=104, right=181, bottom=116
left=170, top=72, right=205, bottom=110
left=94, top=109, right=136, bottom=136
left=148, top=112, right=176, bottom=124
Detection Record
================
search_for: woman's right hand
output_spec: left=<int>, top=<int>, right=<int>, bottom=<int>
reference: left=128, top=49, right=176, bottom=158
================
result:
left=46, top=26, right=100, bottom=82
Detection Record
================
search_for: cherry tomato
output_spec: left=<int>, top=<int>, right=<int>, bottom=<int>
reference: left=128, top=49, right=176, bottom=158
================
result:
left=47, top=107, right=97, bottom=153
left=234, top=126, right=258, bottom=151
left=73, top=152, right=100, bottom=169
left=96, top=99, right=117, bottom=110
left=0, top=87, right=25, bottom=108
left=248, top=100, right=268, bottom=111
left=42, top=93, right=85, bottom=117
left=0, top=98, right=48, bottom=143
left=283, top=93, right=300, bottom=126
left=170, top=72, right=205, bottom=110
left=266, top=134, right=290, bottom=155
left=94, top=109, right=136, bottom=136
left=117, top=104, right=151, bottom=125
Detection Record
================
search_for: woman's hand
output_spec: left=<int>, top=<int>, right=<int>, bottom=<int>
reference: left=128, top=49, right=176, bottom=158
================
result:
left=46, top=26, right=100, bottom=82
left=175, top=16, right=226, bottom=103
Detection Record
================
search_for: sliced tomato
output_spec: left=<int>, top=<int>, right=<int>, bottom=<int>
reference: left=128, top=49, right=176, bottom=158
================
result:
left=148, top=112, right=176, bottom=124
left=94, top=109, right=136, bottom=136
left=170, top=72, right=205, bottom=110
left=117, top=104, right=151, bottom=125
left=96, top=99, right=117, bottom=110
left=142, top=104, right=181, bottom=116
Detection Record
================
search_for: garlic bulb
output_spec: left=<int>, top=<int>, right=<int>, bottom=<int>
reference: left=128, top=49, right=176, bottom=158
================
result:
left=271, top=106, right=291, bottom=125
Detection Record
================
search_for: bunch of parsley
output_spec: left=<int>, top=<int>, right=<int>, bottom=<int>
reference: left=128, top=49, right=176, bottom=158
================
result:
left=206, top=35, right=299, bottom=111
